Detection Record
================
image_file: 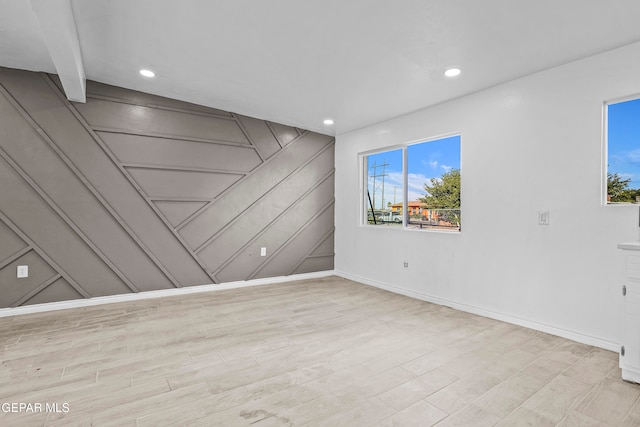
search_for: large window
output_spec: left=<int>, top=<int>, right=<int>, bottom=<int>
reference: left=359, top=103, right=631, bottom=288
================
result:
left=606, top=97, right=640, bottom=204
left=363, top=135, right=461, bottom=231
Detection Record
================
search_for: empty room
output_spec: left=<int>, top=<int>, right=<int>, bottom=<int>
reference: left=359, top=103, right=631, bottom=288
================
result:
left=3, top=1, right=640, bottom=426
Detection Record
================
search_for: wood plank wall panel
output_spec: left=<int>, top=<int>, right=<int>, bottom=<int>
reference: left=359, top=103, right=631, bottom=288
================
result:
left=292, top=256, right=335, bottom=275
left=309, top=232, right=335, bottom=257
left=0, top=156, right=132, bottom=298
left=0, top=251, right=56, bottom=307
left=0, top=67, right=334, bottom=308
left=127, top=168, right=242, bottom=200
left=236, top=115, right=282, bottom=159
left=0, top=68, right=211, bottom=287
left=179, top=132, right=334, bottom=250
left=75, top=99, right=249, bottom=144
left=0, top=93, right=173, bottom=291
left=22, top=278, right=82, bottom=306
left=153, top=202, right=209, bottom=228
left=83, top=80, right=234, bottom=117
left=0, top=221, right=27, bottom=263
left=99, top=133, right=261, bottom=172
left=269, top=122, right=300, bottom=146
left=196, top=146, right=334, bottom=272
left=293, top=231, right=336, bottom=274
left=215, top=178, right=335, bottom=282
left=252, top=209, right=335, bottom=280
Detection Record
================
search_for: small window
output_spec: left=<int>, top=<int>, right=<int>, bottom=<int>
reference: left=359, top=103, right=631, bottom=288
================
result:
left=362, top=135, right=461, bottom=231
left=606, top=97, right=640, bottom=204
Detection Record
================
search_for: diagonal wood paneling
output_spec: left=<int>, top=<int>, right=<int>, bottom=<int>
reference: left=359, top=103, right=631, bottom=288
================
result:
left=0, top=247, right=31, bottom=271
left=0, top=142, right=139, bottom=294
left=252, top=210, right=335, bottom=280
left=236, top=115, right=282, bottom=160
left=0, top=69, right=200, bottom=289
left=196, top=145, right=334, bottom=273
left=99, top=132, right=261, bottom=172
left=0, top=251, right=57, bottom=308
left=153, top=201, right=209, bottom=228
left=268, top=122, right=300, bottom=147
left=22, top=278, right=83, bottom=306
left=290, top=230, right=335, bottom=275
left=308, top=231, right=335, bottom=258
left=0, top=211, right=90, bottom=301
left=0, top=80, right=176, bottom=292
left=127, top=168, right=243, bottom=200
left=11, top=274, right=62, bottom=307
left=0, top=220, right=28, bottom=264
left=179, top=132, right=334, bottom=250
left=82, top=80, right=234, bottom=118
left=286, top=228, right=336, bottom=277
left=291, top=256, right=335, bottom=275
left=0, top=67, right=334, bottom=308
left=215, top=177, right=335, bottom=283
left=0, top=154, right=132, bottom=298
left=75, top=98, right=249, bottom=144
left=0, top=208, right=85, bottom=308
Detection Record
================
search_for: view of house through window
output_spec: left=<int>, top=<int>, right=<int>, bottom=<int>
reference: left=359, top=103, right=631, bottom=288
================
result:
left=607, top=97, right=640, bottom=204
left=364, top=135, right=461, bottom=231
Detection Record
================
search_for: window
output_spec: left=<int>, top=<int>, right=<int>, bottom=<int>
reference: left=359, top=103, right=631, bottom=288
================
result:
left=363, top=135, right=461, bottom=231
left=365, top=148, right=403, bottom=226
left=606, top=97, right=640, bottom=204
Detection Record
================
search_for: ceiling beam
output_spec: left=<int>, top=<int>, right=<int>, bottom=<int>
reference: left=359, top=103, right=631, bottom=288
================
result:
left=30, top=0, right=86, bottom=102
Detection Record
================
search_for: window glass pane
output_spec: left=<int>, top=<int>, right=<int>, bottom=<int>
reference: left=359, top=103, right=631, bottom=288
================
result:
left=608, top=98, right=640, bottom=204
left=366, top=148, right=403, bottom=226
left=407, top=135, right=461, bottom=230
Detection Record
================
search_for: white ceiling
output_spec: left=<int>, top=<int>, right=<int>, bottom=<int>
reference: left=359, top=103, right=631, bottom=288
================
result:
left=2, top=0, right=640, bottom=135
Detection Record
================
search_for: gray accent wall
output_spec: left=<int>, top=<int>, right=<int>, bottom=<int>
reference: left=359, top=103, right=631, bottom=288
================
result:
left=0, top=67, right=335, bottom=309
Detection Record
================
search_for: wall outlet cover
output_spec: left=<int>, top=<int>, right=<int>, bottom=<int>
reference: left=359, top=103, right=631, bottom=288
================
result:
left=17, top=265, right=28, bottom=278
left=538, top=211, right=550, bottom=225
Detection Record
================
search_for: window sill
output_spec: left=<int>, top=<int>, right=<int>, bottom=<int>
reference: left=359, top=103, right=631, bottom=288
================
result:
left=360, top=224, right=461, bottom=234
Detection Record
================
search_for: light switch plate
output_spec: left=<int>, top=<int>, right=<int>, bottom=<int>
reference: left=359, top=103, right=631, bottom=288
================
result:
left=17, top=265, right=28, bottom=278
left=260, top=247, right=267, bottom=256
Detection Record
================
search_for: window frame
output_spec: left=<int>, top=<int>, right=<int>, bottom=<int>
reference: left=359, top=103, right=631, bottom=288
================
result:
left=602, top=94, right=640, bottom=206
left=359, top=133, right=461, bottom=233
left=360, top=143, right=406, bottom=227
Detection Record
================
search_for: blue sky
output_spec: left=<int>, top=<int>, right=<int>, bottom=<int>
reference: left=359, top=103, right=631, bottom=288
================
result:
left=367, top=136, right=460, bottom=209
left=609, top=98, right=640, bottom=189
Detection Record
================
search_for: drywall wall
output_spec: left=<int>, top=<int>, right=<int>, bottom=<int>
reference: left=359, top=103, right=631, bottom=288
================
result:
left=0, top=67, right=334, bottom=308
left=335, top=41, right=640, bottom=349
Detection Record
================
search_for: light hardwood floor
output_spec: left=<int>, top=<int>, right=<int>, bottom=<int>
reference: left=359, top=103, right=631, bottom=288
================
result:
left=0, top=276, right=638, bottom=426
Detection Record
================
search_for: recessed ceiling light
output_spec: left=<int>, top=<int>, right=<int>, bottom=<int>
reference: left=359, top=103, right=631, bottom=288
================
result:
left=323, top=119, right=334, bottom=125
left=444, top=68, right=461, bottom=77
left=139, top=69, right=155, bottom=78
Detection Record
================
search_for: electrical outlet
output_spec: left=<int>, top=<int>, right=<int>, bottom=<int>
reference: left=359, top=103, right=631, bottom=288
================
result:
left=17, top=265, right=28, bottom=278
left=403, top=262, right=408, bottom=268
left=538, top=211, right=549, bottom=225
left=260, top=247, right=267, bottom=257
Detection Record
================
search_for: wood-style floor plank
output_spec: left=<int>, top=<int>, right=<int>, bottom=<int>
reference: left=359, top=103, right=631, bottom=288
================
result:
left=0, top=276, right=637, bottom=426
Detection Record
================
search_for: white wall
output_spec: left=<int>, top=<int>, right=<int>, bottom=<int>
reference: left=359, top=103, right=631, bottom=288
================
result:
left=335, top=41, right=640, bottom=351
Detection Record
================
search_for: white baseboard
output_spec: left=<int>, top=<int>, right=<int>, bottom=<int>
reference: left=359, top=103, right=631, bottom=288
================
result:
left=0, top=270, right=337, bottom=318
left=335, top=270, right=619, bottom=353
